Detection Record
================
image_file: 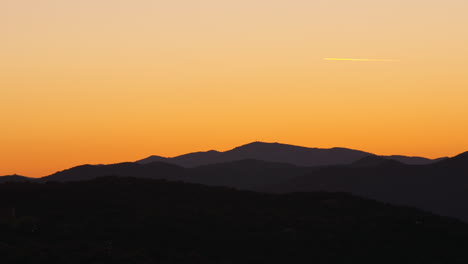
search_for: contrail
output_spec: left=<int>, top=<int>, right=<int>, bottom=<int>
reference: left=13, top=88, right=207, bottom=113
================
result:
left=324, top=58, right=400, bottom=62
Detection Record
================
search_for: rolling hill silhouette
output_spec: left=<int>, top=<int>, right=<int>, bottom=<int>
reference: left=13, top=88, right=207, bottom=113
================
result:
left=0, top=175, right=34, bottom=183
left=38, top=159, right=312, bottom=190
left=0, top=142, right=463, bottom=222
left=137, top=141, right=444, bottom=167
left=433, top=151, right=468, bottom=169
left=269, top=152, right=468, bottom=221
left=42, top=162, right=185, bottom=182
left=382, top=155, right=447, bottom=165
left=350, top=155, right=406, bottom=168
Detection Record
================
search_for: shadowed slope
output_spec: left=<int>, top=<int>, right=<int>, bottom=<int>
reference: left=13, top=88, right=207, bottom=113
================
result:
left=187, top=159, right=310, bottom=189
left=39, top=159, right=314, bottom=190
left=1, top=177, right=468, bottom=263
left=432, top=151, right=468, bottom=169
left=42, top=162, right=185, bottom=182
left=350, top=155, right=406, bottom=168
left=270, top=152, right=468, bottom=221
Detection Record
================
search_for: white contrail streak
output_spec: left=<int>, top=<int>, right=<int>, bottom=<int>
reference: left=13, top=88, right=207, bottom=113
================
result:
left=324, top=58, right=400, bottom=62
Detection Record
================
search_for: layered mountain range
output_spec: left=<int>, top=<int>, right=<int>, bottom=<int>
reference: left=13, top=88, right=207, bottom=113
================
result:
left=2, top=142, right=467, bottom=222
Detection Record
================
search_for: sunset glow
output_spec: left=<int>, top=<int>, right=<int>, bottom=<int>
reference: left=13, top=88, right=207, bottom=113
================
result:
left=1, top=0, right=468, bottom=177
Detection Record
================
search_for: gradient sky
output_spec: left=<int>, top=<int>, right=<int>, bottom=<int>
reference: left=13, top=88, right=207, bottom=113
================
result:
left=1, top=0, right=468, bottom=177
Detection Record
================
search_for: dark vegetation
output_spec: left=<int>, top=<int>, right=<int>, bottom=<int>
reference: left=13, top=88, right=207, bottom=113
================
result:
left=1, top=177, right=468, bottom=263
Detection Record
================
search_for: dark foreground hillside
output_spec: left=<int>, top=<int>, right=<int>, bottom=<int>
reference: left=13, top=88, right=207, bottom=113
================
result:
left=1, top=177, right=467, bottom=264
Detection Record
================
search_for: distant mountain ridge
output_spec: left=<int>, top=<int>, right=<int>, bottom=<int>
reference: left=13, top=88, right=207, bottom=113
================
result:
left=350, top=155, right=406, bottom=168
left=1, top=142, right=464, bottom=222
left=267, top=151, right=468, bottom=221
left=42, top=162, right=185, bottom=182
left=137, top=141, right=446, bottom=167
left=382, top=155, right=448, bottom=165
left=0, top=175, right=34, bottom=183
left=36, top=159, right=309, bottom=190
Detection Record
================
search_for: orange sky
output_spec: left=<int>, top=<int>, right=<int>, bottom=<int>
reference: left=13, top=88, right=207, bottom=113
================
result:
left=1, top=0, right=468, bottom=177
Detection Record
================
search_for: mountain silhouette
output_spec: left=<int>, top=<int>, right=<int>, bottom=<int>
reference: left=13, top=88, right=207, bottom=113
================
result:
left=0, top=175, right=34, bottom=183
left=433, top=151, right=468, bottom=169
left=42, top=162, right=185, bottom=182
left=350, top=155, right=406, bottom=168
left=186, top=159, right=310, bottom=189
left=137, top=141, right=444, bottom=167
left=268, top=152, right=468, bottom=221
left=137, top=141, right=373, bottom=167
left=382, top=155, right=448, bottom=165
left=39, top=159, right=312, bottom=190
left=1, top=142, right=464, bottom=222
